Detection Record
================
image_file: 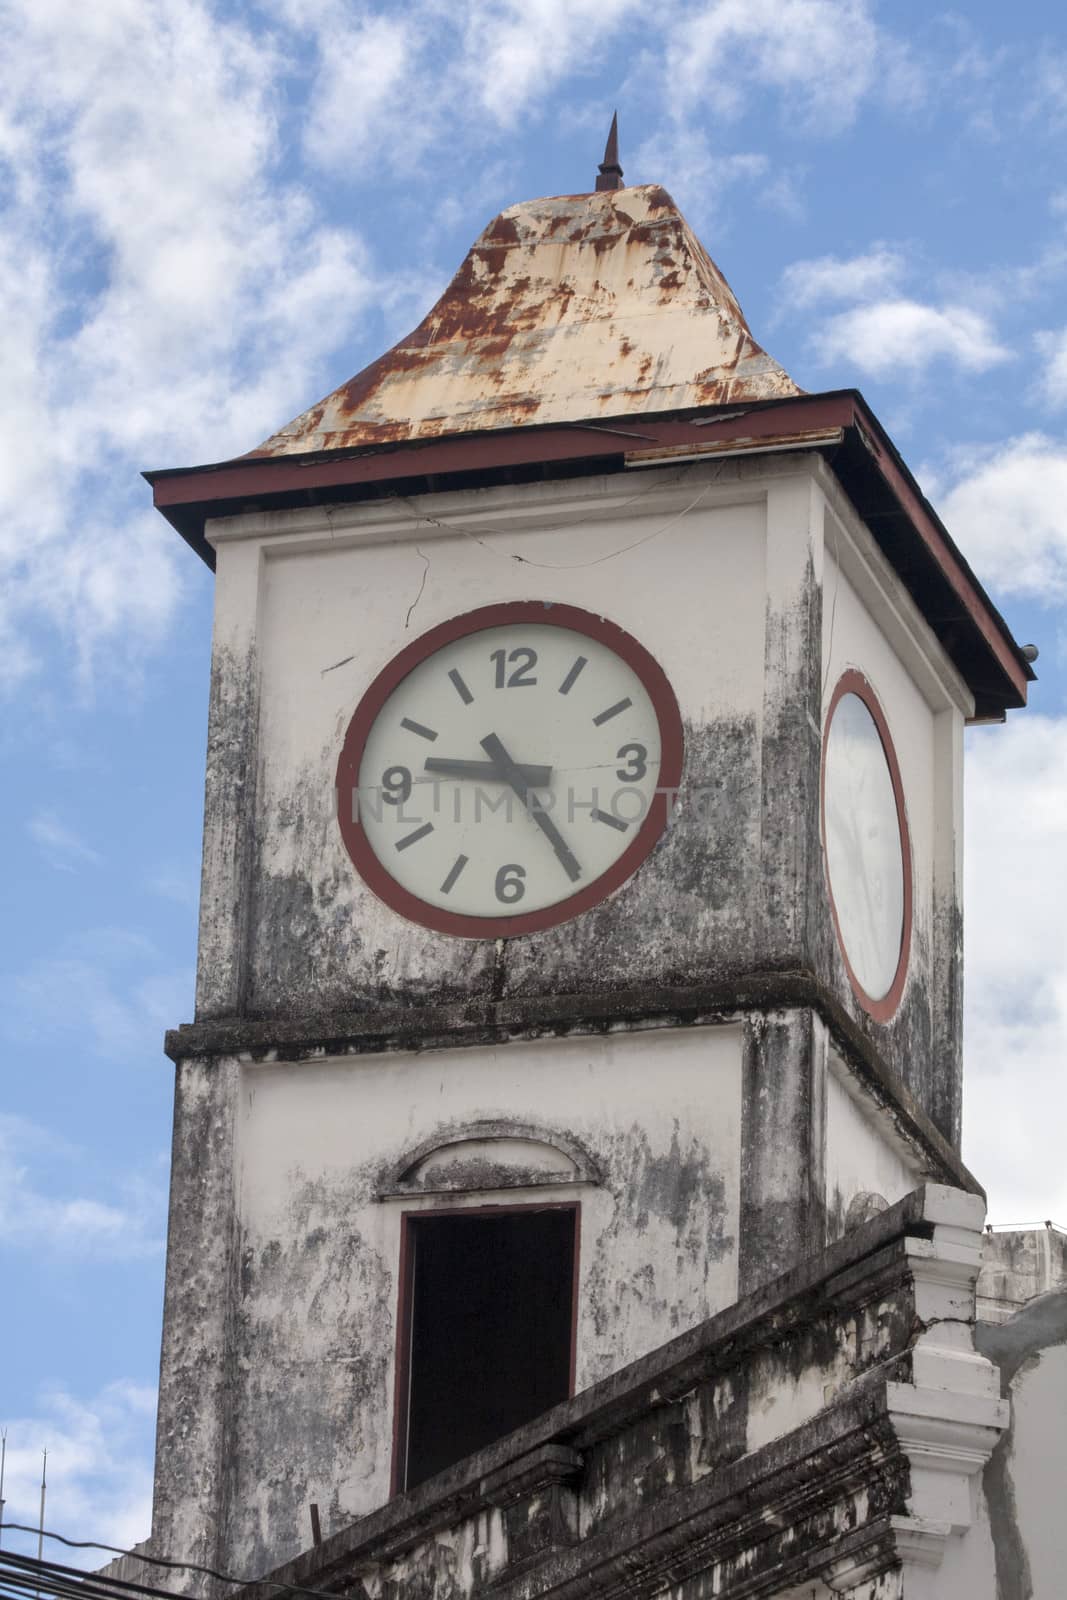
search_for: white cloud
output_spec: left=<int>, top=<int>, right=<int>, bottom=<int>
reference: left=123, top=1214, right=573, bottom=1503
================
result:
left=660, top=0, right=920, bottom=130
left=632, top=130, right=767, bottom=228
left=780, top=247, right=906, bottom=308
left=963, top=715, right=1067, bottom=1223
left=2, top=956, right=187, bottom=1059
left=756, top=167, right=807, bottom=223
left=0, top=1114, right=164, bottom=1260
left=0, top=1378, right=156, bottom=1559
left=1035, top=325, right=1067, bottom=407
left=0, top=927, right=191, bottom=1060
left=302, top=14, right=415, bottom=172
left=288, top=0, right=645, bottom=175
left=146, top=863, right=200, bottom=909
left=28, top=812, right=102, bottom=872
left=457, top=0, right=643, bottom=125
left=780, top=243, right=1016, bottom=381
left=936, top=433, right=1067, bottom=599
left=1032, top=51, right=1067, bottom=130
left=815, top=298, right=1010, bottom=377
left=0, top=0, right=377, bottom=684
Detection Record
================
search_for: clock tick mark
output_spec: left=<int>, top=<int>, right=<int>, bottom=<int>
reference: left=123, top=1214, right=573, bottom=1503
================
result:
left=593, top=697, right=632, bottom=725
left=591, top=807, right=629, bottom=832
left=440, top=854, right=469, bottom=894
left=396, top=822, right=434, bottom=851
left=448, top=668, right=474, bottom=705
left=559, top=656, right=588, bottom=695
left=401, top=717, right=438, bottom=742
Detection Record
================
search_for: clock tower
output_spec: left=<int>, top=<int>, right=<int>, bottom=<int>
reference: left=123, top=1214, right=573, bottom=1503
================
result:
left=144, top=173, right=1031, bottom=1579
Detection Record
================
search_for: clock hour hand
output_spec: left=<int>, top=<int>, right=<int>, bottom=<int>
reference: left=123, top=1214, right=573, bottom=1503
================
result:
left=480, top=732, right=582, bottom=884
left=424, top=757, right=553, bottom=787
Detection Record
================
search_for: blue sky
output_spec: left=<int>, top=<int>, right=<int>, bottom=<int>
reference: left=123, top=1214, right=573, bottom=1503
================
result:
left=3, top=0, right=1067, bottom=1568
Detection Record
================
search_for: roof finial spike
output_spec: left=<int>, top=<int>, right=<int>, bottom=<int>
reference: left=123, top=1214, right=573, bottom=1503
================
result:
left=596, top=110, right=623, bottom=192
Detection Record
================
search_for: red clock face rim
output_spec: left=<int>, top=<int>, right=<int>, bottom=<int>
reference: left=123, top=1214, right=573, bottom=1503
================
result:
left=335, top=601, right=685, bottom=939
left=820, top=669, right=913, bottom=1023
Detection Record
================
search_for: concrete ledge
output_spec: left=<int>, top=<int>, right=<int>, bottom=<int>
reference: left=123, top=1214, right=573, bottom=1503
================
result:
left=163, top=970, right=980, bottom=1196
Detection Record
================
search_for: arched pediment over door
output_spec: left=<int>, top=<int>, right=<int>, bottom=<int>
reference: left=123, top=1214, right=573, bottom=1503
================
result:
left=377, top=1119, right=603, bottom=1199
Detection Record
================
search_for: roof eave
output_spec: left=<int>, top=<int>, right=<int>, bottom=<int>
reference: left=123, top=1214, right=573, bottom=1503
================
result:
left=144, top=390, right=1032, bottom=718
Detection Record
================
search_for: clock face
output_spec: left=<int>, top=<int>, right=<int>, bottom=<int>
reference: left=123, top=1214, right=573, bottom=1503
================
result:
left=821, top=671, right=912, bottom=1020
left=336, top=603, right=684, bottom=937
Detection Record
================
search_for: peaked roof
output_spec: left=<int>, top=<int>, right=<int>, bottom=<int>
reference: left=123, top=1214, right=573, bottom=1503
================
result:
left=248, top=184, right=800, bottom=457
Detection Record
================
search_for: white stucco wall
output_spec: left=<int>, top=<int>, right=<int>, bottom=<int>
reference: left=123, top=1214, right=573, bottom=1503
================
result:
left=233, top=1023, right=743, bottom=1529
left=1001, top=1339, right=1067, bottom=1598
left=823, top=1047, right=921, bottom=1239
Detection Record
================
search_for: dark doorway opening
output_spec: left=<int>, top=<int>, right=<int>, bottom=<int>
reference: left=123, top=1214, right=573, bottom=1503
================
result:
left=394, top=1205, right=578, bottom=1492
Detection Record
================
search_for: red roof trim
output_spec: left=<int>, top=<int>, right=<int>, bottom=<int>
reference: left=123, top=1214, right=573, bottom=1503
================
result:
left=145, top=396, right=854, bottom=507
left=846, top=414, right=1028, bottom=704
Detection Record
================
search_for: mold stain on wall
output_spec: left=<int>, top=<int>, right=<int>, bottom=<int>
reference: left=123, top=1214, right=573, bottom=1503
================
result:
left=230, top=1173, right=394, bottom=1570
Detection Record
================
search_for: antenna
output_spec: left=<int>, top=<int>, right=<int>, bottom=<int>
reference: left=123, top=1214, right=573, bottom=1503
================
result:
left=0, top=1430, right=7, bottom=1549
left=35, top=1450, right=47, bottom=1600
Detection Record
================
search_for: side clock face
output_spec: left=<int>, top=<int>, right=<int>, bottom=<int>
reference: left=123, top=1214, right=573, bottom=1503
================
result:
left=821, top=670, right=912, bottom=1021
left=336, top=602, right=684, bottom=937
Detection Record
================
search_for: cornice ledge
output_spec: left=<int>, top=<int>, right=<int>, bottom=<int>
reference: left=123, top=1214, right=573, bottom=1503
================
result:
left=162, top=971, right=981, bottom=1196
left=484, top=1401, right=907, bottom=1600
left=823, top=1514, right=951, bottom=1594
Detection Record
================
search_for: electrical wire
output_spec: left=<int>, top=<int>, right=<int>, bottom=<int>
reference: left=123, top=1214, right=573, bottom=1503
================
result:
left=0, top=1561, right=122, bottom=1600
left=0, top=1564, right=136, bottom=1600
left=0, top=1550, right=192, bottom=1600
left=0, top=1566, right=169, bottom=1600
left=0, top=1529, right=338, bottom=1600
left=0, top=1573, right=180, bottom=1600
left=0, top=1559, right=318, bottom=1600
left=1, top=1543, right=216, bottom=1600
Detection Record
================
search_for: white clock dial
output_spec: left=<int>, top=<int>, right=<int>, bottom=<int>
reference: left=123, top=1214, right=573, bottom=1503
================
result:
left=337, top=606, right=682, bottom=935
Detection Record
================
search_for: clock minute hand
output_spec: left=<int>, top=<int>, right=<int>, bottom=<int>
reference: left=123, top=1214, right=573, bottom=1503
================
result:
left=480, top=732, right=582, bottom=884
left=424, top=757, right=553, bottom=787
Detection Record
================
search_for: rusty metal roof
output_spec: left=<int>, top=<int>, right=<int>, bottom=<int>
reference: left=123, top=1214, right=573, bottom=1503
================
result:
left=248, top=185, right=800, bottom=457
